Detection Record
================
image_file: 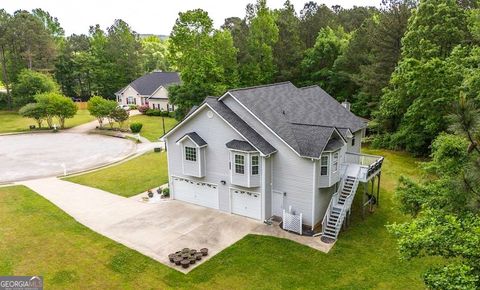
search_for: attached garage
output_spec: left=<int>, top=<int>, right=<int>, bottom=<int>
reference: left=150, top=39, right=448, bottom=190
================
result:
left=230, top=188, right=261, bottom=220
left=172, top=177, right=218, bottom=209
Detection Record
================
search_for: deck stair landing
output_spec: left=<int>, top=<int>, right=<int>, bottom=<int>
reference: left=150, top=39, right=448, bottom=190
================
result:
left=321, top=169, right=360, bottom=241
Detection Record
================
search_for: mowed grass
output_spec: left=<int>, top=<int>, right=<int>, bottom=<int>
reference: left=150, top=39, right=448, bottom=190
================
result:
left=1, top=148, right=436, bottom=289
left=0, top=109, right=94, bottom=133
left=64, top=151, right=168, bottom=197
left=129, top=115, right=178, bottom=141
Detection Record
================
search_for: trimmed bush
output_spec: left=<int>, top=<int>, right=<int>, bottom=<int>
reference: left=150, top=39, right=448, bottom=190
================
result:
left=162, top=188, right=170, bottom=197
left=138, top=105, right=149, bottom=114
left=128, top=104, right=138, bottom=110
left=130, top=122, right=143, bottom=133
left=145, top=109, right=171, bottom=117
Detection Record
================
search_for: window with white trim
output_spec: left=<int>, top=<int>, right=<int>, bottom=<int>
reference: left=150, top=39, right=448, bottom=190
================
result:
left=351, top=136, right=356, bottom=146
left=234, top=154, right=245, bottom=174
left=185, top=147, right=197, bottom=162
left=251, top=155, right=259, bottom=175
left=320, top=155, right=328, bottom=176
left=333, top=152, right=338, bottom=172
left=127, top=96, right=134, bottom=104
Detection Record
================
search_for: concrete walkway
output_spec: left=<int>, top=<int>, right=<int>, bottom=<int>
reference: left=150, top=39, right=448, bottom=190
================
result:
left=19, top=178, right=260, bottom=273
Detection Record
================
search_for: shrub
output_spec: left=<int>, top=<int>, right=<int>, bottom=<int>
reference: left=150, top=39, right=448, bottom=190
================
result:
left=19, top=103, right=46, bottom=128
left=109, top=107, right=129, bottom=128
left=162, top=188, right=170, bottom=197
left=138, top=105, right=149, bottom=114
left=12, top=69, right=59, bottom=107
left=88, top=96, right=117, bottom=128
left=145, top=109, right=161, bottom=116
left=129, top=104, right=138, bottom=110
left=130, top=122, right=143, bottom=133
left=34, top=92, right=78, bottom=128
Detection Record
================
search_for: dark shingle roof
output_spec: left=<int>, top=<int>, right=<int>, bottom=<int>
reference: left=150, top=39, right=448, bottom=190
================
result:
left=127, top=71, right=180, bottom=96
left=227, top=82, right=366, bottom=158
left=226, top=140, right=257, bottom=152
left=205, top=98, right=276, bottom=156
left=324, top=138, right=344, bottom=151
left=176, top=132, right=207, bottom=147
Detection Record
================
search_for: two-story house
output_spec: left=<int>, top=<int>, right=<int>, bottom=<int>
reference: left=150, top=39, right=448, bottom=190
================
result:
left=163, top=82, right=383, bottom=241
left=115, top=71, right=180, bottom=111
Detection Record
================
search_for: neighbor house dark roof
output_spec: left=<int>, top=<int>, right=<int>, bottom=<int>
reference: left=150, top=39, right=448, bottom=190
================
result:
left=226, top=140, right=257, bottom=152
left=176, top=132, right=207, bottom=147
left=205, top=98, right=277, bottom=156
left=120, top=71, right=180, bottom=96
left=225, top=82, right=365, bottom=158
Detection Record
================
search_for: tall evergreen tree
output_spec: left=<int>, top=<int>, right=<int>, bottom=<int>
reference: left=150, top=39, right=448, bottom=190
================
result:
left=273, top=0, right=304, bottom=83
left=299, top=2, right=335, bottom=49
left=240, top=0, right=279, bottom=86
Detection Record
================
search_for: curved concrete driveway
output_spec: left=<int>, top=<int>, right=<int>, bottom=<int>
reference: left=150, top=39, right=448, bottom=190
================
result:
left=0, top=133, right=135, bottom=183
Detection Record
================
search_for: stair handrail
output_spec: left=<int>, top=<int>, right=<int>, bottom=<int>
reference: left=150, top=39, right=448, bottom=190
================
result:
left=331, top=167, right=361, bottom=234
left=321, top=170, right=348, bottom=234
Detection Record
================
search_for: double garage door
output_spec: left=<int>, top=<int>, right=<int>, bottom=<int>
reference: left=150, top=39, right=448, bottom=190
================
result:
left=172, top=177, right=219, bottom=209
left=172, top=177, right=261, bottom=220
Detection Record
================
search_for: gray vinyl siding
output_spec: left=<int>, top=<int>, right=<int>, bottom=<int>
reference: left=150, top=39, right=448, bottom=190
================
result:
left=263, top=156, right=272, bottom=219
left=166, top=106, right=253, bottom=212
left=223, top=96, right=315, bottom=226
left=347, top=129, right=363, bottom=153
left=316, top=185, right=337, bottom=226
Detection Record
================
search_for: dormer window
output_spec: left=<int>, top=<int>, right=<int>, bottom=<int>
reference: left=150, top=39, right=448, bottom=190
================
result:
left=251, top=155, right=259, bottom=175
left=234, top=154, right=245, bottom=174
left=176, top=132, right=207, bottom=178
left=226, top=139, right=261, bottom=188
left=321, top=155, right=328, bottom=176
left=333, top=152, right=338, bottom=172
left=185, top=147, right=197, bottom=162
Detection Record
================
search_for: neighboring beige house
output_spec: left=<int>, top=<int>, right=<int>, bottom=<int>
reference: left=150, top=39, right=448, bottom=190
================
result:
left=115, top=71, right=180, bottom=111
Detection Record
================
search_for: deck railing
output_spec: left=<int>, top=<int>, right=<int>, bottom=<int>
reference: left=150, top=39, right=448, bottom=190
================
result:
left=343, top=152, right=384, bottom=181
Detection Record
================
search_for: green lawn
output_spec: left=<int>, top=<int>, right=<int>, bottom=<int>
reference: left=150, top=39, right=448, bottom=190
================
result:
left=0, top=109, right=94, bottom=133
left=1, top=148, right=436, bottom=289
left=129, top=114, right=178, bottom=141
left=64, top=151, right=168, bottom=197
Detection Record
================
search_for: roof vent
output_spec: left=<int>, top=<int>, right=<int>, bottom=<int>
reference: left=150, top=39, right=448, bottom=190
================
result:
left=341, top=100, right=351, bottom=111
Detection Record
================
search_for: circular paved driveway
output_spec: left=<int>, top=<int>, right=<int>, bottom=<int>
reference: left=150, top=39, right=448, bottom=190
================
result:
left=0, top=133, right=136, bottom=183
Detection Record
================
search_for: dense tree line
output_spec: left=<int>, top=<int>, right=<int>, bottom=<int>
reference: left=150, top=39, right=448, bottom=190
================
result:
left=0, top=8, right=170, bottom=108
left=1, top=1, right=479, bottom=157
left=168, top=0, right=414, bottom=118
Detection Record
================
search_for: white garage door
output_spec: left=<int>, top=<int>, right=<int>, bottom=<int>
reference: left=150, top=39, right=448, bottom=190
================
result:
left=231, top=188, right=261, bottom=220
left=172, top=177, right=218, bottom=209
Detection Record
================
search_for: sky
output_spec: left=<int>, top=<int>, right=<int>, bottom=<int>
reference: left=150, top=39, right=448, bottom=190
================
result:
left=3, top=0, right=381, bottom=36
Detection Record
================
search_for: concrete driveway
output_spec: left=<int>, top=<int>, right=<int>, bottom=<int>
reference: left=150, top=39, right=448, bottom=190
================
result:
left=0, top=133, right=136, bottom=183
left=20, top=178, right=260, bottom=273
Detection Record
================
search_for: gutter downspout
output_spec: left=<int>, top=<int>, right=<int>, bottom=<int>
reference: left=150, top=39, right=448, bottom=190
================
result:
left=312, top=158, right=317, bottom=231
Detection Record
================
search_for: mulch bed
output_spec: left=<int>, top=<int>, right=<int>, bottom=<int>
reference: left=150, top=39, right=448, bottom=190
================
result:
left=168, top=248, right=208, bottom=269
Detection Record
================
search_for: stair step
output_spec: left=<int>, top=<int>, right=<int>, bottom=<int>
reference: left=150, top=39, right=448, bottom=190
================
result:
left=324, top=229, right=336, bottom=235
left=322, top=232, right=336, bottom=239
